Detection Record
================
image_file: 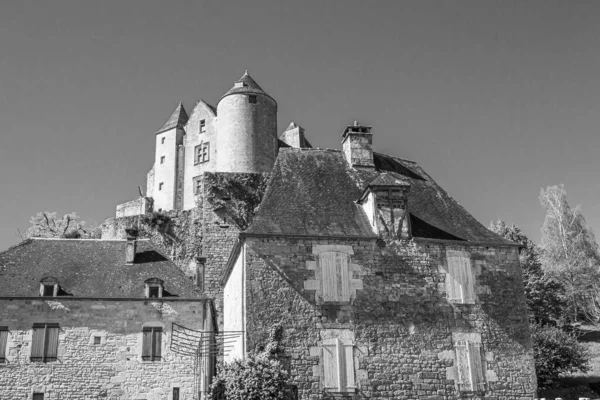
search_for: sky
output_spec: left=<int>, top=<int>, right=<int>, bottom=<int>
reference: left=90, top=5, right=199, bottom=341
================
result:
left=1, top=0, right=599, bottom=250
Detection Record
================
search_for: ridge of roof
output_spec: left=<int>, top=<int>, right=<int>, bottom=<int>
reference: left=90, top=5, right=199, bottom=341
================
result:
left=220, top=71, right=275, bottom=102
left=188, top=99, right=217, bottom=120
left=156, top=101, right=189, bottom=134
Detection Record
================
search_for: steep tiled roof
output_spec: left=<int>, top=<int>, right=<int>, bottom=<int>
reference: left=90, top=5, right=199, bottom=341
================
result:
left=0, top=238, right=203, bottom=298
left=156, top=102, right=189, bottom=134
left=246, top=148, right=513, bottom=244
left=220, top=71, right=274, bottom=101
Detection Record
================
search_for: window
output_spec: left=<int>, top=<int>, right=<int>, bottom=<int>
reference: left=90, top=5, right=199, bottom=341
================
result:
left=39, top=277, right=59, bottom=297
left=160, top=156, right=165, bottom=164
left=93, top=336, right=101, bottom=345
left=0, top=327, right=7, bottom=363
left=322, top=338, right=355, bottom=393
left=159, top=182, right=164, bottom=191
left=42, top=285, right=54, bottom=297
left=161, top=137, right=165, bottom=144
left=195, top=142, right=210, bottom=164
left=446, top=250, right=475, bottom=304
left=142, top=327, right=162, bottom=361
left=33, top=394, right=44, bottom=400
left=149, top=287, right=160, bottom=298
left=145, top=278, right=164, bottom=298
left=173, top=387, right=180, bottom=400
left=454, top=339, right=486, bottom=391
left=248, top=95, right=257, bottom=104
left=319, top=252, right=350, bottom=302
left=194, top=176, right=202, bottom=195
left=199, top=119, right=206, bottom=133
left=31, top=323, right=59, bottom=362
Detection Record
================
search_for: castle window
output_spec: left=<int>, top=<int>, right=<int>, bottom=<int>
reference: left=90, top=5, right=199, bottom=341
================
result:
left=248, top=95, right=257, bottom=104
left=145, top=278, right=164, bottom=298
left=93, top=336, right=101, bottom=345
left=194, top=176, right=202, bottom=195
left=142, top=327, right=162, bottom=361
left=195, top=142, right=210, bottom=164
left=454, top=337, right=486, bottom=392
left=39, top=277, right=59, bottom=297
left=161, top=137, right=165, bottom=144
left=31, top=323, right=59, bottom=362
left=200, top=119, right=206, bottom=133
left=446, top=250, right=475, bottom=304
left=0, top=327, right=8, bottom=363
left=160, top=156, right=165, bottom=164
left=319, top=252, right=350, bottom=303
left=159, top=182, right=164, bottom=191
left=321, top=338, right=356, bottom=393
left=173, top=388, right=180, bottom=400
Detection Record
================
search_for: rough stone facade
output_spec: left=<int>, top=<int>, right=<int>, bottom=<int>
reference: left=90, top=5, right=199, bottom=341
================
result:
left=0, top=298, right=208, bottom=400
left=116, top=197, right=153, bottom=218
left=233, top=236, right=535, bottom=400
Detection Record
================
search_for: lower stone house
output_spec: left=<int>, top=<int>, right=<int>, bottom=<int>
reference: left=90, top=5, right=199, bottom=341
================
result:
left=222, top=124, right=537, bottom=399
left=0, top=233, right=214, bottom=400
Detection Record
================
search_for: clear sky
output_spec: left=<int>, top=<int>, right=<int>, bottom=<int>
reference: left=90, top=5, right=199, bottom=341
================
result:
left=1, top=0, right=599, bottom=250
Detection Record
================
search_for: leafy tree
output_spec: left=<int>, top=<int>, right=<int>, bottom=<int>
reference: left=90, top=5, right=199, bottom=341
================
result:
left=26, top=211, right=89, bottom=239
left=530, top=322, right=590, bottom=389
left=489, top=220, right=565, bottom=324
left=539, top=185, right=600, bottom=323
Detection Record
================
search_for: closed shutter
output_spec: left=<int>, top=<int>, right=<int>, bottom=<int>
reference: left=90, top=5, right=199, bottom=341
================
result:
left=446, top=251, right=474, bottom=303
left=142, top=329, right=152, bottom=360
left=31, top=325, right=46, bottom=360
left=337, top=253, right=350, bottom=302
left=153, top=329, right=162, bottom=360
left=0, top=328, right=8, bottom=361
left=320, top=252, right=338, bottom=302
left=446, top=254, right=462, bottom=302
left=468, top=342, right=486, bottom=391
left=461, top=257, right=475, bottom=302
left=455, top=340, right=471, bottom=391
left=322, top=338, right=355, bottom=392
left=322, top=342, right=337, bottom=389
left=342, top=341, right=355, bottom=389
left=45, top=325, right=59, bottom=361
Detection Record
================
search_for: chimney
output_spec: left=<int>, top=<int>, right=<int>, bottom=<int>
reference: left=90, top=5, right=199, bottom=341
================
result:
left=341, top=121, right=374, bottom=169
left=279, top=122, right=312, bottom=148
left=125, top=228, right=139, bottom=264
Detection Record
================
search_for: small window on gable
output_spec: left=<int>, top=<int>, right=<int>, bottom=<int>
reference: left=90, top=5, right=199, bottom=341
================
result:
left=145, top=278, right=164, bottom=298
left=446, top=250, right=475, bottom=304
left=454, top=338, right=486, bottom=392
left=322, top=338, right=355, bottom=393
left=0, top=327, right=8, bottom=363
left=160, top=156, right=165, bottom=164
left=142, top=326, right=162, bottom=361
left=199, top=119, right=206, bottom=133
left=39, top=277, right=59, bottom=297
left=319, top=252, right=350, bottom=303
left=195, top=142, right=210, bottom=164
left=248, top=95, right=257, bottom=104
left=161, top=137, right=165, bottom=144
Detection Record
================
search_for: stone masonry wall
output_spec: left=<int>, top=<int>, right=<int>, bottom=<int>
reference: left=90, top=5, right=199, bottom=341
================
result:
left=116, top=197, right=153, bottom=218
left=243, top=236, right=536, bottom=400
left=0, top=298, right=206, bottom=400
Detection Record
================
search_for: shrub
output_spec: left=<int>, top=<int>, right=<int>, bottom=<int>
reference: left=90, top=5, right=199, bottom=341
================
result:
left=142, top=211, right=170, bottom=230
left=531, top=322, right=590, bottom=389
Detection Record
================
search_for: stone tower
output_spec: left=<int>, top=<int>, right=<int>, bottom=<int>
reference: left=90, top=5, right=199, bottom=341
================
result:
left=152, top=102, right=188, bottom=211
left=216, top=71, right=278, bottom=173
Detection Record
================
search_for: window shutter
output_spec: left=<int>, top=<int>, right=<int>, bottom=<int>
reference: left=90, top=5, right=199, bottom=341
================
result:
left=153, top=329, right=162, bottom=360
left=461, top=257, right=475, bottom=302
left=31, top=325, right=45, bottom=359
left=142, top=329, right=152, bottom=360
left=468, top=342, right=486, bottom=391
left=337, top=253, right=350, bottom=302
left=45, top=326, right=59, bottom=361
left=446, top=254, right=462, bottom=302
left=455, top=340, right=471, bottom=390
left=322, top=343, right=337, bottom=389
left=320, top=252, right=339, bottom=302
left=343, top=341, right=355, bottom=389
left=0, top=328, right=8, bottom=361
left=447, top=251, right=474, bottom=303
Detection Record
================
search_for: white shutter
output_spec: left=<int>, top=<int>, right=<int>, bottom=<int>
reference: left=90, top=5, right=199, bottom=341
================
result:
left=322, top=342, right=337, bottom=389
left=343, top=341, right=355, bottom=389
left=468, top=342, right=486, bottom=391
left=462, top=257, right=475, bottom=302
left=320, top=252, right=339, bottom=301
left=446, top=250, right=474, bottom=304
left=446, top=253, right=462, bottom=302
left=455, top=340, right=471, bottom=390
left=322, top=338, right=355, bottom=392
left=337, top=253, right=350, bottom=302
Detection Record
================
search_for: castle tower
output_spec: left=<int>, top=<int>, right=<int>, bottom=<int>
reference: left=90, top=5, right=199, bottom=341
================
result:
left=216, top=71, right=278, bottom=173
left=152, top=102, right=188, bottom=211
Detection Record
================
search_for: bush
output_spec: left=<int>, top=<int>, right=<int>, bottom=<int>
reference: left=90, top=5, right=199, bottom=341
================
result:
left=142, top=211, right=170, bottom=229
left=531, top=322, right=590, bottom=389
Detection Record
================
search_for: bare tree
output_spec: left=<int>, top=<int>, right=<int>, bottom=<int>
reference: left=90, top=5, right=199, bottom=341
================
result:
left=25, top=212, right=89, bottom=239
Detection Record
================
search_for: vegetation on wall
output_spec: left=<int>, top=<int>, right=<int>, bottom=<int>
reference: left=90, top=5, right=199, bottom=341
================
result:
left=26, top=211, right=92, bottom=239
left=141, top=210, right=171, bottom=231
left=205, top=172, right=269, bottom=230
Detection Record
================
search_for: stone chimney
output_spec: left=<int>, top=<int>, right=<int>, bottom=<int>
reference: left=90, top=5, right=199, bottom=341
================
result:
left=341, top=121, right=374, bottom=169
left=279, top=122, right=312, bottom=148
left=125, top=228, right=139, bottom=264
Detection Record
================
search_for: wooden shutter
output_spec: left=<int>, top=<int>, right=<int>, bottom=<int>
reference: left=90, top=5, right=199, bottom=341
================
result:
left=153, top=328, right=162, bottom=360
left=455, top=340, right=471, bottom=390
left=320, top=252, right=338, bottom=302
left=31, top=325, right=45, bottom=360
left=142, top=328, right=152, bottom=360
left=342, top=340, right=355, bottom=389
left=322, top=342, right=337, bottom=389
left=468, top=342, right=486, bottom=391
left=446, top=253, right=463, bottom=302
left=45, top=325, right=59, bottom=361
left=337, top=253, right=350, bottom=302
left=0, top=328, right=8, bottom=361
left=446, top=251, right=474, bottom=303
left=461, top=257, right=475, bottom=302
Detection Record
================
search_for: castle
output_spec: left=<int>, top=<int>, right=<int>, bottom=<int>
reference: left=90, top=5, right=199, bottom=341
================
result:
left=0, top=72, right=537, bottom=400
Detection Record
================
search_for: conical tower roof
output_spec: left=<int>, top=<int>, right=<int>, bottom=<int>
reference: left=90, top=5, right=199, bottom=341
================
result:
left=220, top=71, right=274, bottom=101
left=156, top=102, right=189, bottom=134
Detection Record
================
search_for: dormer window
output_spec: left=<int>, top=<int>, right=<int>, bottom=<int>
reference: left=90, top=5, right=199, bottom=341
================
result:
left=39, top=277, right=59, bottom=297
left=145, top=278, right=164, bottom=298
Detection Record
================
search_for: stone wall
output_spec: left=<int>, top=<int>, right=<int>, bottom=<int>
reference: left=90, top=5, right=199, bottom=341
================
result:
left=241, top=236, right=536, bottom=400
left=115, top=197, right=154, bottom=218
left=0, top=298, right=207, bottom=400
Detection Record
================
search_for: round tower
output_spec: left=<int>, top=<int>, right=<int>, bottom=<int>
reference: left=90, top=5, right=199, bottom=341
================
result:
left=216, top=71, right=278, bottom=173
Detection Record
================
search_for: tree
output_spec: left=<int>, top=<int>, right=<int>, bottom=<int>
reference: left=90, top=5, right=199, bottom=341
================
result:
left=539, top=185, right=600, bottom=323
left=26, top=211, right=89, bottom=239
left=489, top=220, right=565, bottom=324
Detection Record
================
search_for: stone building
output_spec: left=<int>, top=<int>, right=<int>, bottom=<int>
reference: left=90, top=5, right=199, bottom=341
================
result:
left=1, top=72, right=536, bottom=399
